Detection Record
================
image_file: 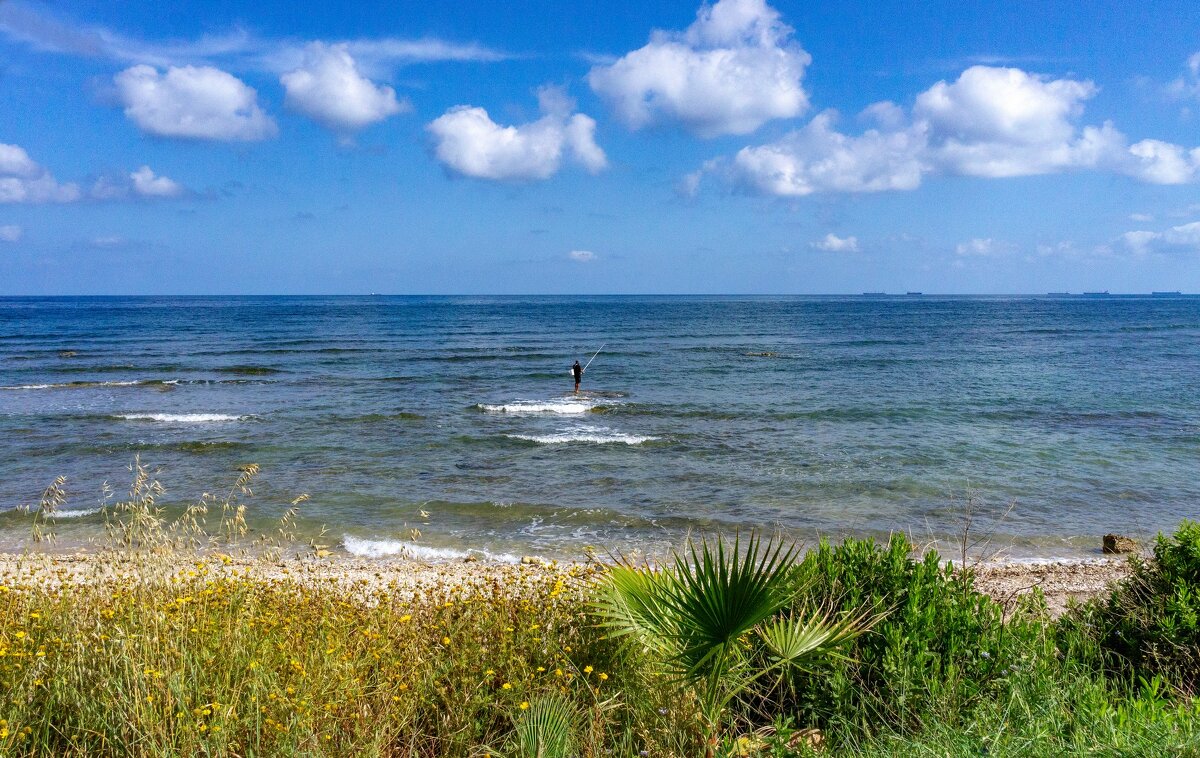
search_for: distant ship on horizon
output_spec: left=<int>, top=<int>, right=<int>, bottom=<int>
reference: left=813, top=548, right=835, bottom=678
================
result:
left=861, top=291, right=886, bottom=296
left=1083, top=290, right=1109, bottom=296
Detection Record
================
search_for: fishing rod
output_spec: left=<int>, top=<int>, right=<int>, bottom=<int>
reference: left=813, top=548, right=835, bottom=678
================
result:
left=582, top=343, right=605, bottom=373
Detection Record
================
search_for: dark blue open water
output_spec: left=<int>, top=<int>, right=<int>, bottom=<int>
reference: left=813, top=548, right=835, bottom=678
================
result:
left=1, top=295, right=1198, bottom=560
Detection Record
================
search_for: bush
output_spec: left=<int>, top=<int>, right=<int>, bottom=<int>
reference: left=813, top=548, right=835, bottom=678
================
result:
left=774, top=534, right=1052, bottom=742
left=1070, top=519, right=1200, bottom=695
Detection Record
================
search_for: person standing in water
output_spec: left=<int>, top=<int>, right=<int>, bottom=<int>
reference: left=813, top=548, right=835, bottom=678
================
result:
left=572, top=360, right=583, bottom=393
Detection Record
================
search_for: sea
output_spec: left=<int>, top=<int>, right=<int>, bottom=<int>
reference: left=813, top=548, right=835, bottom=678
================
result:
left=1, top=295, right=1198, bottom=562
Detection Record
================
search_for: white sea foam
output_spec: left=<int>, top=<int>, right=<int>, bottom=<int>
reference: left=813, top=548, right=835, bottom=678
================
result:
left=3, top=379, right=158, bottom=390
left=342, top=535, right=519, bottom=563
left=46, top=507, right=102, bottom=520
left=478, top=399, right=596, bottom=415
left=117, top=413, right=248, bottom=423
left=507, top=428, right=658, bottom=445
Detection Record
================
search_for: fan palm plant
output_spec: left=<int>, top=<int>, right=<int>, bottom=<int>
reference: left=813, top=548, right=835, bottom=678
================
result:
left=476, top=693, right=579, bottom=758
left=594, top=532, right=879, bottom=755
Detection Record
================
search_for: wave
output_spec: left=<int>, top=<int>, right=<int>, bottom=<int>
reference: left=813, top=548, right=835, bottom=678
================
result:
left=2, top=379, right=153, bottom=390
left=46, top=507, right=102, bottom=520
left=507, top=428, right=659, bottom=445
left=341, top=535, right=518, bottom=563
left=116, top=413, right=250, bottom=423
left=477, top=399, right=599, bottom=415
left=213, top=365, right=284, bottom=375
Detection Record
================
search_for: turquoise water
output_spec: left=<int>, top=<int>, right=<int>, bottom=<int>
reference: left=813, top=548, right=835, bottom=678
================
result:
left=1, top=295, right=1197, bottom=560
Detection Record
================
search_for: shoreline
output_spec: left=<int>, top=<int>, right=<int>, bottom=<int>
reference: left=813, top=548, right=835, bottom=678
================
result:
left=0, top=548, right=1134, bottom=617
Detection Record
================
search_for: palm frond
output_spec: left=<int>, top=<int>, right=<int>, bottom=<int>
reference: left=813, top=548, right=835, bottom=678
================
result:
left=757, top=605, right=883, bottom=667
left=658, top=533, right=799, bottom=675
left=592, top=562, right=676, bottom=653
left=510, top=693, right=578, bottom=758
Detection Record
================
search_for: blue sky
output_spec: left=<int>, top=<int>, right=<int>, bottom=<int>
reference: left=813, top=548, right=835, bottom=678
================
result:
left=1, top=0, right=1199, bottom=294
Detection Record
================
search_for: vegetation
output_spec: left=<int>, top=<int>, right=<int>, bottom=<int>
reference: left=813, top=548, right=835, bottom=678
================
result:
left=1066, top=519, right=1200, bottom=696
left=0, top=465, right=1198, bottom=756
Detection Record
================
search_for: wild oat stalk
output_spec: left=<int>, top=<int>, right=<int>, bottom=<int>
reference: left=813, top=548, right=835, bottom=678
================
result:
left=26, top=476, right=67, bottom=544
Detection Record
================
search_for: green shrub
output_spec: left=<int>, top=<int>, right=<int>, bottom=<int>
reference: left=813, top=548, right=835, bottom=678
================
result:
left=775, top=534, right=1051, bottom=741
left=1070, top=519, right=1200, bottom=695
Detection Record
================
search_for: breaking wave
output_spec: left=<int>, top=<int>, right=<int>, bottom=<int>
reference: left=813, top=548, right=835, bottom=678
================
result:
left=506, top=428, right=658, bottom=445
left=341, top=535, right=518, bottom=563
left=116, top=413, right=250, bottom=423
left=477, top=399, right=598, bottom=415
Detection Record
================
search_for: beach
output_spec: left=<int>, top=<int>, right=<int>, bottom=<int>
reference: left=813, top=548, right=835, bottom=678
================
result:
left=0, top=548, right=1134, bottom=618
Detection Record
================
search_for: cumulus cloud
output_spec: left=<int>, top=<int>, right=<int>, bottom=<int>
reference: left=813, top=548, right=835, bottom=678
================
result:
left=568, top=250, right=597, bottom=262
left=1121, top=221, right=1200, bottom=255
left=810, top=233, right=858, bottom=252
left=588, top=0, right=810, bottom=137
left=281, top=42, right=408, bottom=134
left=915, top=66, right=1106, bottom=177
left=114, top=64, right=277, bottom=141
left=700, top=65, right=1200, bottom=197
left=89, top=166, right=186, bottom=200
left=0, top=143, right=81, bottom=203
left=129, top=166, right=185, bottom=197
left=729, top=111, right=925, bottom=196
left=1124, top=139, right=1200, bottom=184
left=427, top=87, right=606, bottom=181
left=0, top=224, right=22, bottom=242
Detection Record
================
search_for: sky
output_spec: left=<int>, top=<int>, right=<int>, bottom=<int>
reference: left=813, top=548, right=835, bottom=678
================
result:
left=1, top=0, right=1199, bottom=294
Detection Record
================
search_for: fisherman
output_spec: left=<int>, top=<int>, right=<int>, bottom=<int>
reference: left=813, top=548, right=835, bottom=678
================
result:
left=572, top=359, right=583, bottom=393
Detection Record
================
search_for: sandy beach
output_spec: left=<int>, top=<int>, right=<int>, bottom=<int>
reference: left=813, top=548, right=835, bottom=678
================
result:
left=0, top=549, right=1133, bottom=618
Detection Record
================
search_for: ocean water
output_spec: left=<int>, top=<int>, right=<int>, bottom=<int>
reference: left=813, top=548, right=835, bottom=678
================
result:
left=1, top=295, right=1198, bottom=561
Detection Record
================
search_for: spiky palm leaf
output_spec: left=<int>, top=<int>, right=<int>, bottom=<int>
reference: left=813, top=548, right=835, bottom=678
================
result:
left=593, top=532, right=879, bottom=744
left=757, top=607, right=878, bottom=667
left=659, top=533, right=797, bottom=678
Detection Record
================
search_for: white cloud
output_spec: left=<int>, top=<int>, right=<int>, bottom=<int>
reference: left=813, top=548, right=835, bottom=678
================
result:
left=1121, top=221, right=1200, bottom=255
left=427, top=87, right=606, bottom=181
left=955, top=238, right=1003, bottom=256
left=1124, top=139, right=1200, bottom=184
left=129, top=166, right=184, bottom=197
left=707, top=65, right=1200, bottom=197
left=728, top=111, right=925, bottom=196
left=568, top=250, right=597, bottom=262
left=89, top=166, right=186, bottom=200
left=0, top=4, right=510, bottom=71
left=587, top=0, right=810, bottom=137
left=916, top=66, right=1105, bottom=177
left=0, top=224, right=22, bottom=242
left=1129, top=213, right=1154, bottom=222
left=810, top=233, right=858, bottom=252
left=1166, top=52, right=1200, bottom=102
left=0, top=143, right=80, bottom=203
left=281, top=42, right=408, bottom=134
left=114, top=64, right=277, bottom=141
left=337, top=38, right=510, bottom=66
